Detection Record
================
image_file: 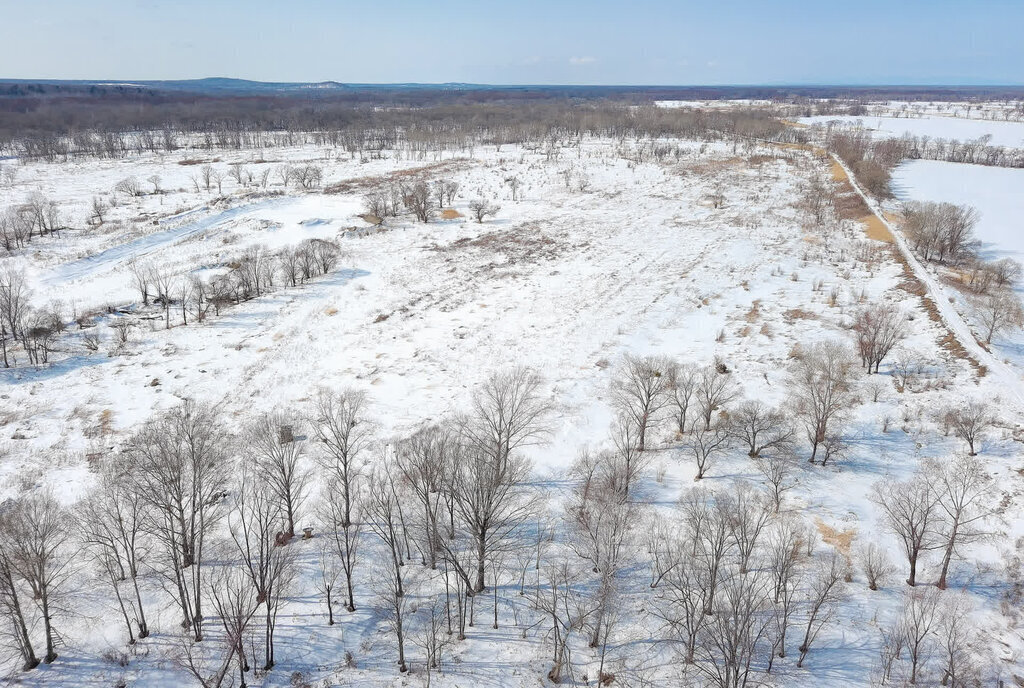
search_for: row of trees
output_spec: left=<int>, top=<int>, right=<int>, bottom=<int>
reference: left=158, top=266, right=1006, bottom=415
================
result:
left=818, top=120, right=1024, bottom=171
left=363, top=178, right=460, bottom=223
left=126, top=237, right=342, bottom=332
left=0, top=193, right=62, bottom=253
left=1, top=233, right=343, bottom=369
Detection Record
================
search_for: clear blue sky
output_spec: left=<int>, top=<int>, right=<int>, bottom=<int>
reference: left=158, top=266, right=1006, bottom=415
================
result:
left=2, top=0, right=1021, bottom=85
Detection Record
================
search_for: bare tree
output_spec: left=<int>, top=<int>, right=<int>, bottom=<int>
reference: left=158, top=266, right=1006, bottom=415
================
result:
left=275, top=165, right=293, bottom=189
left=944, top=401, right=994, bottom=456
left=78, top=463, right=150, bottom=643
left=180, top=565, right=258, bottom=688
left=765, top=518, right=803, bottom=663
left=974, top=289, right=1024, bottom=344
left=667, top=363, right=700, bottom=435
left=797, top=551, right=846, bottom=668
left=0, top=515, right=39, bottom=670
left=565, top=466, right=636, bottom=647
left=901, top=587, right=941, bottom=684
left=446, top=439, right=534, bottom=594
left=313, top=389, right=370, bottom=613
left=128, top=259, right=155, bottom=307
left=402, top=181, right=435, bottom=222
left=312, top=389, right=370, bottom=530
left=687, top=418, right=732, bottom=481
left=695, top=364, right=738, bottom=431
left=320, top=483, right=363, bottom=614
left=729, top=400, right=792, bottom=457
left=90, top=196, right=107, bottom=225
left=724, top=484, right=771, bottom=574
left=695, top=570, right=773, bottom=688
left=367, top=468, right=407, bottom=599
left=229, top=465, right=294, bottom=671
left=853, top=302, right=907, bottom=374
left=468, top=198, right=500, bottom=223
left=247, top=412, right=310, bottom=538
left=412, top=594, right=452, bottom=686
left=653, top=528, right=708, bottom=665
left=506, top=176, right=522, bottom=201
left=394, top=424, right=451, bottom=570
left=535, top=562, right=593, bottom=683
left=114, top=176, right=142, bottom=198
left=754, top=451, right=797, bottom=512
left=681, top=488, right=734, bottom=614
left=372, top=508, right=410, bottom=674
left=316, top=538, right=342, bottom=625
left=873, top=472, right=942, bottom=586
left=2, top=491, right=74, bottom=664
left=859, top=542, right=894, bottom=591
left=936, top=592, right=981, bottom=687
left=611, top=354, right=675, bottom=451
left=929, top=454, right=992, bottom=589
left=788, top=341, right=856, bottom=464
left=127, top=400, right=228, bottom=640
left=201, top=164, right=215, bottom=191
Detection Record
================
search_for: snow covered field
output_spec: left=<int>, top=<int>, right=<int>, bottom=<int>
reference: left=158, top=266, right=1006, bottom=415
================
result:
left=2, top=134, right=1024, bottom=687
left=798, top=114, right=1024, bottom=148
left=892, top=160, right=1024, bottom=261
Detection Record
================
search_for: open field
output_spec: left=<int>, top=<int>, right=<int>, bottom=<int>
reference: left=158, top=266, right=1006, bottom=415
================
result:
left=2, top=117, right=1024, bottom=688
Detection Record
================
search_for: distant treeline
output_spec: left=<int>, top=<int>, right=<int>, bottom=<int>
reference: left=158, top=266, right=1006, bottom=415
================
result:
left=1, top=98, right=805, bottom=162
left=2, top=81, right=1023, bottom=146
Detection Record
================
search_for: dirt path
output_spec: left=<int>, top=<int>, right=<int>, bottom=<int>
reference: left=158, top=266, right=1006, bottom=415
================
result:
left=834, top=153, right=1024, bottom=410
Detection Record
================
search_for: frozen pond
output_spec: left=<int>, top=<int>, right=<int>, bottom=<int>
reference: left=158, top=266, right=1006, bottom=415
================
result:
left=891, top=159, right=1024, bottom=261
left=799, top=114, right=1024, bottom=148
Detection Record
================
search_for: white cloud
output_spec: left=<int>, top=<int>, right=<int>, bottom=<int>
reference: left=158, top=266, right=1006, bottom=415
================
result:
left=569, top=56, right=596, bottom=66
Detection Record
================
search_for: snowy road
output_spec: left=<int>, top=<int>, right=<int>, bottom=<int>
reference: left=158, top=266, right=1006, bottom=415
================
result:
left=835, top=153, right=1024, bottom=411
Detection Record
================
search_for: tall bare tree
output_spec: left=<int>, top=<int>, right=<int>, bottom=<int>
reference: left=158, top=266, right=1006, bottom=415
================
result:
left=78, top=463, right=151, bottom=643
left=127, top=400, right=229, bottom=640
left=229, top=466, right=294, bottom=671
left=788, top=341, right=856, bottom=464
left=247, top=412, right=310, bottom=539
left=853, top=302, right=907, bottom=374
left=728, top=400, right=792, bottom=458
left=929, top=454, right=992, bottom=590
left=611, top=355, right=675, bottom=451
left=2, top=491, right=74, bottom=664
left=873, top=472, right=941, bottom=586
left=695, top=365, right=738, bottom=431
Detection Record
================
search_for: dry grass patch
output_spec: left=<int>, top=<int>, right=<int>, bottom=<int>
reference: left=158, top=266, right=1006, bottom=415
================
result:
left=325, top=159, right=471, bottom=195
left=744, top=300, right=762, bottom=322
left=861, top=214, right=893, bottom=242
left=441, top=208, right=463, bottom=220
left=816, top=519, right=856, bottom=561
left=783, top=308, right=817, bottom=323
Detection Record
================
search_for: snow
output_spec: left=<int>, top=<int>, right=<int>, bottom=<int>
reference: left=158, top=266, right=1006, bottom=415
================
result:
left=2, top=134, right=1024, bottom=687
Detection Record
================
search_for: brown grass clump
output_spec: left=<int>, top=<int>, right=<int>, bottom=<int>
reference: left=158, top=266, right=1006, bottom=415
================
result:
left=441, top=208, right=463, bottom=220
left=744, top=300, right=762, bottom=322
left=816, top=519, right=856, bottom=560
left=860, top=215, right=893, bottom=243
left=783, top=308, right=817, bottom=323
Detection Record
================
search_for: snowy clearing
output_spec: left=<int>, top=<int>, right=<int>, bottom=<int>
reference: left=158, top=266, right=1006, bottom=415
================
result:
left=2, top=131, right=1024, bottom=688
